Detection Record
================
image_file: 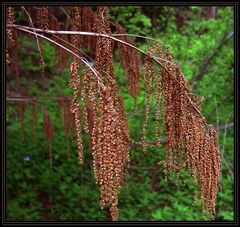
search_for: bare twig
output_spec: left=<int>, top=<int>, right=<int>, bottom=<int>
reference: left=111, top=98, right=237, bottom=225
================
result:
left=21, top=6, right=44, bottom=65
left=61, top=7, right=70, bottom=19
left=8, top=23, right=210, bottom=126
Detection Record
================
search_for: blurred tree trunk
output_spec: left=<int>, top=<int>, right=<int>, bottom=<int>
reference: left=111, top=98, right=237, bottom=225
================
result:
left=142, top=6, right=162, bottom=29
left=175, top=7, right=187, bottom=31
left=201, top=6, right=217, bottom=19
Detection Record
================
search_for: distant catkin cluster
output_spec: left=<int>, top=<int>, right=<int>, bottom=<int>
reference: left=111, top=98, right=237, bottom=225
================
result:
left=42, top=108, right=54, bottom=167
left=57, top=95, right=74, bottom=160
left=6, top=6, right=16, bottom=63
left=31, top=99, right=37, bottom=144
left=6, top=6, right=19, bottom=83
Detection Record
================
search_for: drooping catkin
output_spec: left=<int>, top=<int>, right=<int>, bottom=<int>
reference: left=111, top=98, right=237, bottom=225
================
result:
left=142, top=44, right=164, bottom=151
left=115, top=23, right=141, bottom=108
left=91, top=87, right=130, bottom=221
left=90, top=7, right=131, bottom=221
left=70, top=6, right=83, bottom=55
left=57, top=95, right=73, bottom=161
left=69, top=60, right=84, bottom=165
left=6, top=6, right=19, bottom=83
left=159, top=47, right=221, bottom=218
left=6, top=6, right=16, bottom=63
left=82, top=6, right=96, bottom=50
left=42, top=108, right=54, bottom=167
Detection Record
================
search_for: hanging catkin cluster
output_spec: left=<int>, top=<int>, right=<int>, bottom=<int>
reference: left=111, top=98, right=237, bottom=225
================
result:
left=140, top=43, right=165, bottom=152
left=144, top=46, right=222, bottom=218
left=6, top=6, right=19, bottom=83
left=115, top=23, right=141, bottom=108
left=42, top=108, right=54, bottom=167
left=6, top=6, right=16, bottom=64
left=31, top=99, right=37, bottom=144
left=82, top=6, right=96, bottom=50
left=68, top=60, right=84, bottom=165
left=58, top=95, right=75, bottom=160
left=70, top=6, right=82, bottom=53
left=79, top=7, right=130, bottom=221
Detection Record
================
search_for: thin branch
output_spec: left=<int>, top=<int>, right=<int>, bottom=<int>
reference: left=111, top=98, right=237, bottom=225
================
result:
left=8, top=24, right=175, bottom=66
left=21, top=6, right=44, bottom=65
left=7, top=96, right=70, bottom=102
left=61, top=7, right=70, bottom=19
left=8, top=23, right=209, bottom=126
left=110, top=20, right=161, bottom=44
left=214, top=98, right=219, bottom=132
left=216, top=122, right=233, bottom=131
left=113, top=33, right=162, bottom=46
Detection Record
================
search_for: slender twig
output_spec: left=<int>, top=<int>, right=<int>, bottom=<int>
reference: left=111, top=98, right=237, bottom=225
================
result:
left=110, top=20, right=161, bottom=44
left=7, top=96, right=70, bottom=102
left=21, top=7, right=44, bottom=65
left=61, top=7, right=70, bottom=19
left=214, top=98, right=219, bottom=132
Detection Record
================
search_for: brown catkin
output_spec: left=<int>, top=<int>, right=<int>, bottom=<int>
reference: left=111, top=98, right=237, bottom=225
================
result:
left=70, top=6, right=82, bottom=57
left=115, top=23, right=141, bottom=106
left=158, top=47, right=221, bottom=219
left=6, top=6, right=16, bottom=50
left=62, top=96, right=73, bottom=161
left=69, top=60, right=84, bottom=165
left=6, top=6, right=20, bottom=84
left=90, top=7, right=131, bottom=221
left=82, top=6, right=96, bottom=50
left=42, top=108, right=54, bottom=167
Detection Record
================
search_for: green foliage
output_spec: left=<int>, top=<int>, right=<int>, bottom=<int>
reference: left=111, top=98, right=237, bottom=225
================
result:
left=110, top=6, right=152, bottom=36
